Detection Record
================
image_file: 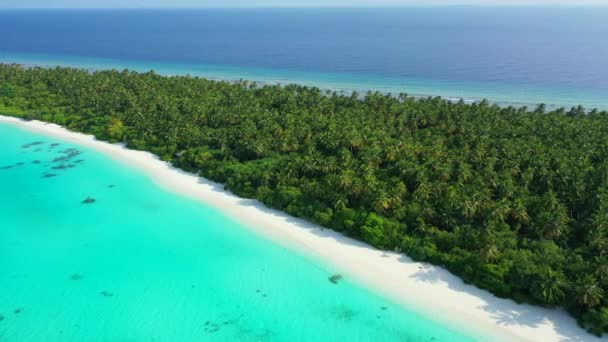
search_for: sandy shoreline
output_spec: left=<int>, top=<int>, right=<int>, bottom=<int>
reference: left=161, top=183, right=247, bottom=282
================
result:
left=1, top=115, right=603, bottom=342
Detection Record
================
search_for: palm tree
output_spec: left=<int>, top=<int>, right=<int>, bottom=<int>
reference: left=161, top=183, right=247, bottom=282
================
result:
left=593, top=257, right=608, bottom=281
left=534, top=103, right=546, bottom=114
left=574, top=276, right=604, bottom=308
left=5, top=63, right=608, bottom=334
left=481, top=244, right=501, bottom=263
left=538, top=269, right=566, bottom=305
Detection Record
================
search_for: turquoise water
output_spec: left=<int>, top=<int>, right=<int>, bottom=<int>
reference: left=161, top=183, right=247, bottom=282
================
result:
left=0, top=122, right=486, bottom=341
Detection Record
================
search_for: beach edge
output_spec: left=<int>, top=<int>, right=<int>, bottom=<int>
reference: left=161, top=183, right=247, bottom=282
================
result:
left=0, top=115, right=600, bottom=342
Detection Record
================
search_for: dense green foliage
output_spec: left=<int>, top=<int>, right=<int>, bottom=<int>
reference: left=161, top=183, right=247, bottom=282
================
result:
left=2, top=64, right=608, bottom=335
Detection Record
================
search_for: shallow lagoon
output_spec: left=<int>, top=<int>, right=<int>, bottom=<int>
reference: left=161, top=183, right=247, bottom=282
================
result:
left=0, top=123, right=486, bottom=341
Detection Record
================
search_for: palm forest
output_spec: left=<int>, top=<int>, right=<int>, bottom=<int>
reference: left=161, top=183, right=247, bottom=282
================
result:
left=1, top=64, right=608, bottom=335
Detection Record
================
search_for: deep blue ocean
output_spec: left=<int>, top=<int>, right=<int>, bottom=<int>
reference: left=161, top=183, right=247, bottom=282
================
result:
left=0, top=8, right=606, bottom=341
left=0, top=7, right=607, bottom=108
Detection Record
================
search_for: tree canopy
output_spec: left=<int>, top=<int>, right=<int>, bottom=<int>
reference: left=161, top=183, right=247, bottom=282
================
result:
left=1, top=64, right=608, bottom=335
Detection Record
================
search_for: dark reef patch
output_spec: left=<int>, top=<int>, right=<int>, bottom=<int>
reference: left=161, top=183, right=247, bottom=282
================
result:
left=50, top=143, right=60, bottom=148
left=2, top=162, right=26, bottom=169
left=70, top=273, right=83, bottom=281
left=82, top=197, right=96, bottom=204
left=53, top=148, right=82, bottom=163
left=42, top=173, right=57, bottom=178
left=329, top=274, right=343, bottom=284
left=108, top=185, right=115, bottom=188
left=0, top=314, right=4, bottom=321
left=22, top=141, right=43, bottom=148
left=255, top=289, right=268, bottom=298
left=203, top=314, right=243, bottom=334
left=32, top=160, right=41, bottom=164
left=51, top=164, right=76, bottom=171
left=203, top=321, right=221, bottom=334
left=14, top=308, right=22, bottom=315
left=333, top=307, right=357, bottom=322
left=100, top=291, right=113, bottom=297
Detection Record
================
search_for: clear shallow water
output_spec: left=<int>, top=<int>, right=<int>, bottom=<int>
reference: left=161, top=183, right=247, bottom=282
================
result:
left=0, top=8, right=607, bottom=109
left=0, top=122, right=486, bottom=341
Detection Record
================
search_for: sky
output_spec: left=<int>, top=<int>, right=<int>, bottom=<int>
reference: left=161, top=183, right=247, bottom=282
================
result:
left=1, top=0, right=607, bottom=8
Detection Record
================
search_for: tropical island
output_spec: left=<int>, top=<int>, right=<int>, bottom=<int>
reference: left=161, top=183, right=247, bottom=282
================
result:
left=1, top=63, right=607, bottom=336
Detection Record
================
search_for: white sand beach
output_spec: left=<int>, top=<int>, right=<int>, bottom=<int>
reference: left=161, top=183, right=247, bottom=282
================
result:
left=1, top=115, right=603, bottom=342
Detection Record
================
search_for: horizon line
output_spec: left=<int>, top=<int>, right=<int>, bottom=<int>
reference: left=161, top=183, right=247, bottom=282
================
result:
left=2, top=4, right=608, bottom=10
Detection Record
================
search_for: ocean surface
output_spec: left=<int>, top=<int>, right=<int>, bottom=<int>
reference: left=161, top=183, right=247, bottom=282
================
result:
left=0, top=8, right=607, bottom=109
left=0, top=122, right=490, bottom=341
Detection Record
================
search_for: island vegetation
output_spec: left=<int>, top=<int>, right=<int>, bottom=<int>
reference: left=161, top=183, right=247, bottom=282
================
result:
left=1, top=64, right=607, bottom=335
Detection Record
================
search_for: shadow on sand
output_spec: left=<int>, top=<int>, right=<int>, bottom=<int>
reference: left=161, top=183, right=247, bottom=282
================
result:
left=188, top=174, right=600, bottom=342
